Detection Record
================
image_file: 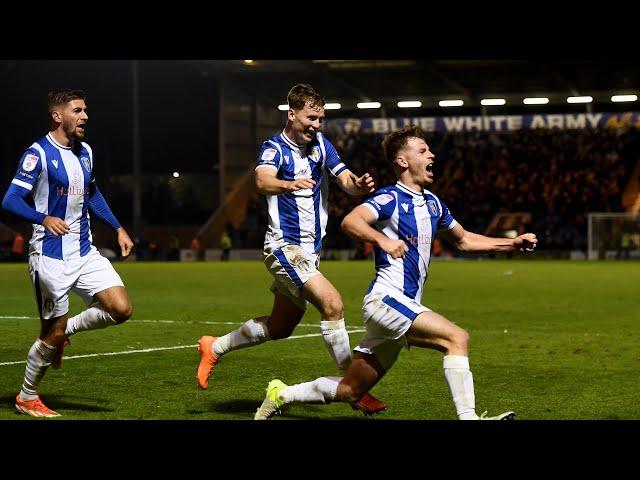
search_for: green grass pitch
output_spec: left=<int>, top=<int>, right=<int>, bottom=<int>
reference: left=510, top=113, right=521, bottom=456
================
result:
left=1, top=260, right=638, bottom=420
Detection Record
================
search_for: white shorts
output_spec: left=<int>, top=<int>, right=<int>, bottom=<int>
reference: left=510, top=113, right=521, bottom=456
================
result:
left=263, top=244, right=320, bottom=311
left=29, top=247, right=125, bottom=319
left=354, top=290, right=430, bottom=371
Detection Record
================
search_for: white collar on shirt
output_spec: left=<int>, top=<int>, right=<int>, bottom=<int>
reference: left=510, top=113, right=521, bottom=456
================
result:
left=47, top=133, right=73, bottom=150
left=396, top=181, right=424, bottom=198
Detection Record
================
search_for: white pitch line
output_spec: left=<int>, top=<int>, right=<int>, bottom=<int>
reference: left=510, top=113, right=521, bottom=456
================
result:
left=130, top=319, right=326, bottom=328
left=0, top=316, right=324, bottom=328
left=0, top=329, right=366, bottom=367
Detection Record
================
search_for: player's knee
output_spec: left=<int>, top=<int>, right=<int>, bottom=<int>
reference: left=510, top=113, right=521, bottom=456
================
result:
left=110, top=301, right=132, bottom=324
left=450, top=327, right=470, bottom=352
left=320, top=295, right=343, bottom=320
left=48, top=328, right=67, bottom=346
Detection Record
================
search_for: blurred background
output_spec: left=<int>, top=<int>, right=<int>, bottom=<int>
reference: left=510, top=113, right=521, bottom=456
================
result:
left=1, top=59, right=639, bottom=262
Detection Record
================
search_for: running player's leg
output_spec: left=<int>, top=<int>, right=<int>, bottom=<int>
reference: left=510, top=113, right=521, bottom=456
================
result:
left=65, top=250, right=129, bottom=337
left=301, top=274, right=351, bottom=372
left=405, top=310, right=474, bottom=418
left=262, top=292, right=305, bottom=339
left=19, top=314, right=67, bottom=398
left=267, top=244, right=351, bottom=371
left=198, top=244, right=315, bottom=388
left=93, top=286, right=132, bottom=324
left=405, top=311, right=514, bottom=420
left=16, top=254, right=71, bottom=416
left=255, top=294, right=401, bottom=419
left=211, top=291, right=304, bottom=358
left=281, top=352, right=386, bottom=406
left=197, top=288, right=305, bottom=390
left=302, top=272, right=388, bottom=414
left=255, top=343, right=395, bottom=420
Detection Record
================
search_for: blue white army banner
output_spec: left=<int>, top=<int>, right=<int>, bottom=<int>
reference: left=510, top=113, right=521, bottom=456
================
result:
left=326, top=112, right=640, bottom=134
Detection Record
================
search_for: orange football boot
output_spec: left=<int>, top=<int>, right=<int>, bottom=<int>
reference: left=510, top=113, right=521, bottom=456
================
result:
left=15, top=395, right=60, bottom=418
left=351, top=392, right=386, bottom=416
left=196, top=336, right=220, bottom=390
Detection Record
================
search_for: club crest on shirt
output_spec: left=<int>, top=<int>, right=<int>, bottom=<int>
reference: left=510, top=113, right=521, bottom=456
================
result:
left=427, top=200, right=438, bottom=216
left=22, top=154, right=38, bottom=172
left=51, top=159, right=58, bottom=169
left=309, top=146, right=321, bottom=162
left=401, top=203, right=409, bottom=213
left=81, top=156, right=91, bottom=172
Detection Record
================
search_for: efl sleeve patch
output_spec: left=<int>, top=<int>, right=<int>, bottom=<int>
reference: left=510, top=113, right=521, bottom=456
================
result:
left=364, top=191, right=396, bottom=221
left=22, top=154, right=39, bottom=172
left=261, top=148, right=277, bottom=162
left=373, top=193, right=394, bottom=205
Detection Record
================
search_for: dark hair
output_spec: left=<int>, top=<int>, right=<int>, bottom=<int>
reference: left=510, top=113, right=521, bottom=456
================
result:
left=286, top=83, right=324, bottom=110
left=382, top=125, right=428, bottom=164
left=47, top=89, right=87, bottom=112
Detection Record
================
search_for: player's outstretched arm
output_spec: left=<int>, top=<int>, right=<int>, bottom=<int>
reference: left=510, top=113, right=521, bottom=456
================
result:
left=342, top=205, right=408, bottom=259
left=255, top=167, right=315, bottom=195
left=442, top=223, right=538, bottom=253
left=335, top=170, right=375, bottom=196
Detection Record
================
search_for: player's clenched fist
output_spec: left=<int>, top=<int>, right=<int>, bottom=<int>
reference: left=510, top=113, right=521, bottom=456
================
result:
left=514, top=233, right=537, bottom=252
left=379, top=237, right=409, bottom=259
left=43, top=215, right=69, bottom=236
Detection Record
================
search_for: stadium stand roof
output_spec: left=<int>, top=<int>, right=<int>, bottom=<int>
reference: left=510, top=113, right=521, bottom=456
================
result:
left=186, top=60, right=640, bottom=112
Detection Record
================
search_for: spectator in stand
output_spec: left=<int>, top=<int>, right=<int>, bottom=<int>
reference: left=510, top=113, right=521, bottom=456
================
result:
left=10, top=232, right=25, bottom=262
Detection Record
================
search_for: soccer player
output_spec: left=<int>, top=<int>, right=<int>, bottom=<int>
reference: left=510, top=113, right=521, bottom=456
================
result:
left=2, top=89, right=134, bottom=417
left=196, top=83, right=385, bottom=414
left=254, top=125, right=538, bottom=420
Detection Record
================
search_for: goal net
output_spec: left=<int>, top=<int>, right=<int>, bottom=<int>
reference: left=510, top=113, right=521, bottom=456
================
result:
left=587, top=213, right=640, bottom=260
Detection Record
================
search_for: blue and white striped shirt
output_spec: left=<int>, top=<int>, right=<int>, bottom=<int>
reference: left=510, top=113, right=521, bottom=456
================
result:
left=362, top=182, right=457, bottom=302
left=255, top=131, right=348, bottom=254
left=9, top=134, right=96, bottom=260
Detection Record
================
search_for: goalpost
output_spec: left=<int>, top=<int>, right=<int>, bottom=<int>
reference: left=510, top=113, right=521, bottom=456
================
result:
left=587, top=213, right=640, bottom=260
